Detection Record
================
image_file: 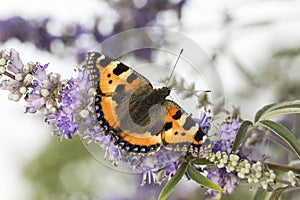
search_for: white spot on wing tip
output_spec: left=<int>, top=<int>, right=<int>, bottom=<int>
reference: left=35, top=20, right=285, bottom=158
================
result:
left=98, top=55, right=105, bottom=61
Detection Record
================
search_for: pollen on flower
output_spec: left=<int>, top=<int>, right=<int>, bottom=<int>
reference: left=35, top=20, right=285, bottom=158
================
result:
left=80, top=110, right=89, bottom=118
left=15, top=73, right=23, bottom=81
left=41, top=88, right=50, bottom=97
left=1, top=50, right=10, bottom=60
left=0, top=58, right=6, bottom=66
left=0, top=66, right=6, bottom=74
left=19, top=86, right=27, bottom=94
left=9, top=93, right=21, bottom=101
left=23, top=74, right=33, bottom=85
left=23, top=64, right=33, bottom=74
left=50, top=73, right=61, bottom=84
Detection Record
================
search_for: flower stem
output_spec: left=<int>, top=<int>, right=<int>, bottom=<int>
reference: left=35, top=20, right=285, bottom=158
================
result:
left=3, top=71, right=15, bottom=80
left=261, top=161, right=300, bottom=174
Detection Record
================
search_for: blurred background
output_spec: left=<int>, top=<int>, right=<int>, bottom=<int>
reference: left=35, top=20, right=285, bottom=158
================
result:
left=1, top=0, right=300, bottom=199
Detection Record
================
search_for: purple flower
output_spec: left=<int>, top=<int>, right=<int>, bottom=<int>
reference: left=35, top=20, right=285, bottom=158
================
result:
left=0, top=49, right=34, bottom=101
left=212, top=118, right=239, bottom=154
left=32, top=63, right=49, bottom=80
left=194, top=113, right=211, bottom=134
left=206, top=168, right=239, bottom=194
left=217, top=118, right=239, bottom=141
left=49, top=70, right=92, bottom=139
left=25, top=94, right=46, bottom=113
left=25, top=63, right=57, bottom=114
left=7, top=49, right=24, bottom=73
left=53, top=110, right=77, bottom=139
left=0, top=0, right=187, bottom=62
left=206, top=117, right=242, bottom=195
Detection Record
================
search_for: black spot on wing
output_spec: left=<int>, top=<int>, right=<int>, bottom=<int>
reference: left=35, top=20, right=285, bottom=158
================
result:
left=183, top=117, right=196, bottom=130
left=172, top=110, right=182, bottom=120
left=127, top=73, right=138, bottom=83
left=113, top=63, right=129, bottom=75
left=194, top=128, right=205, bottom=142
left=164, top=122, right=173, bottom=131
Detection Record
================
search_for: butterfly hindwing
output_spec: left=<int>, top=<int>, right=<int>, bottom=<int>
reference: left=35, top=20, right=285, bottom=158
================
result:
left=161, top=100, right=205, bottom=153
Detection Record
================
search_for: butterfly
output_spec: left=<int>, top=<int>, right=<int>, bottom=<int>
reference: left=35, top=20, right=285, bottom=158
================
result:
left=83, top=52, right=205, bottom=154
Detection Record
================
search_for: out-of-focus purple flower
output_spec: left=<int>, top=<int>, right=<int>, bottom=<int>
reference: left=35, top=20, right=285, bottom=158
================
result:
left=212, top=118, right=239, bottom=154
left=194, top=113, right=211, bottom=134
left=218, top=118, right=239, bottom=141
left=206, top=168, right=238, bottom=194
left=0, top=1, right=187, bottom=61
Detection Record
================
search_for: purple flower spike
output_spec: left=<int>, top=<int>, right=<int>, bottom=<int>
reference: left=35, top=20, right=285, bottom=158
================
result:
left=53, top=110, right=78, bottom=139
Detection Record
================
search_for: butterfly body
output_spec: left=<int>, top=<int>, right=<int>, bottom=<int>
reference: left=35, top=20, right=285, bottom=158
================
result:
left=84, top=52, right=205, bottom=154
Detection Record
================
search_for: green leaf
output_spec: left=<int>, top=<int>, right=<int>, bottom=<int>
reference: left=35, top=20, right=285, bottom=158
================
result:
left=259, top=120, right=300, bottom=158
left=230, top=120, right=253, bottom=154
left=191, top=158, right=214, bottom=166
left=158, top=162, right=188, bottom=200
left=257, top=100, right=300, bottom=121
left=268, top=100, right=300, bottom=111
left=254, top=187, right=268, bottom=200
left=260, top=107, right=300, bottom=120
left=255, top=103, right=276, bottom=122
left=187, top=164, right=222, bottom=192
left=269, top=186, right=288, bottom=200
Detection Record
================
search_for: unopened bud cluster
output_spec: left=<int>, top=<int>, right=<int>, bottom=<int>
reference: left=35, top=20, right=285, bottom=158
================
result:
left=0, top=50, right=10, bottom=75
left=287, top=170, right=297, bottom=187
left=205, top=151, right=276, bottom=190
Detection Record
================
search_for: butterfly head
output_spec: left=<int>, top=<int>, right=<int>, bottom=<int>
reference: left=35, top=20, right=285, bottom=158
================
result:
left=159, top=86, right=171, bottom=98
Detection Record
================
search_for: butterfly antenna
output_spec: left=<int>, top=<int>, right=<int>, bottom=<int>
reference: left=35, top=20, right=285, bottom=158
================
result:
left=166, top=49, right=184, bottom=87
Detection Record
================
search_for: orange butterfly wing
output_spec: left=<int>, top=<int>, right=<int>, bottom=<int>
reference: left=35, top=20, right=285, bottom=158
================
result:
left=161, top=100, right=205, bottom=154
left=85, top=52, right=163, bottom=153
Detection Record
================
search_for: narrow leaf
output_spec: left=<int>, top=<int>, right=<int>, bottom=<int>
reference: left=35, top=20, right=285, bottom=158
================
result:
left=255, top=100, right=300, bottom=121
left=231, top=120, right=253, bottom=154
left=260, top=107, right=300, bottom=120
left=158, top=162, right=188, bottom=200
left=269, top=186, right=288, bottom=200
left=254, top=187, right=268, bottom=200
left=268, top=100, right=300, bottom=111
left=187, top=165, right=222, bottom=192
left=255, top=103, right=276, bottom=122
left=191, top=158, right=214, bottom=166
left=259, top=120, right=300, bottom=158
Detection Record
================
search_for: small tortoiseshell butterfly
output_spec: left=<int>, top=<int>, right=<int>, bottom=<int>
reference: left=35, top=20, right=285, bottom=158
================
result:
left=83, top=52, right=205, bottom=154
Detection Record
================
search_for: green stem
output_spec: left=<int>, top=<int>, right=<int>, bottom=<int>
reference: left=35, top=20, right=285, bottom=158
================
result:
left=262, top=161, right=300, bottom=174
